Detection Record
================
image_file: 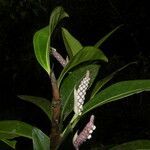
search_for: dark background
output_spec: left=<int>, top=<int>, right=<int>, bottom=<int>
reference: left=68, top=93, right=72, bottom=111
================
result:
left=0, top=0, right=150, bottom=149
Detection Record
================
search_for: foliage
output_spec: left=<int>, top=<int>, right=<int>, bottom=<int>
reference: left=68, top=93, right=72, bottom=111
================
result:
left=0, top=6, right=150, bottom=150
left=110, top=140, right=150, bottom=150
left=33, top=7, right=69, bottom=74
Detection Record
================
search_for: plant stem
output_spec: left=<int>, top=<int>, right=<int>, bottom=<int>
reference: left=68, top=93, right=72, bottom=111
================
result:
left=50, top=71, right=61, bottom=150
left=50, top=71, right=80, bottom=149
left=56, top=115, right=80, bottom=149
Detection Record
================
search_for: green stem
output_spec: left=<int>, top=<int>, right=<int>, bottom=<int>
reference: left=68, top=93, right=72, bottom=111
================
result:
left=56, top=115, right=80, bottom=149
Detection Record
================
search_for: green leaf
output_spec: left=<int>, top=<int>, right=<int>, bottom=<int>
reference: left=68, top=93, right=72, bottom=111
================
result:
left=0, top=121, right=49, bottom=149
left=83, top=80, right=150, bottom=115
left=0, top=121, right=33, bottom=139
left=62, top=27, right=83, bottom=58
left=91, top=62, right=136, bottom=98
left=60, top=64, right=100, bottom=121
left=0, top=139, right=16, bottom=149
left=32, top=128, right=50, bottom=150
left=58, top=46, right=108, bottom=86
left=18, top=95, right=51, bottom=121
left=95, top=25, right=122, bottom=48
left=49, top=7, right=69, bottom=37
left=0, top=132, right=17, bottom=140
left=109, top=140, right=150, bottom=150
left=33, top=7, right=69, bottom=74
left=33, top=26, right=50, bottom=74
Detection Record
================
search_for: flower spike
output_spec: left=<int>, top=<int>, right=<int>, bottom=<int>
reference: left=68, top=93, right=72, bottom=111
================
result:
left=74, top=70, right=90, bottom=115
left=73, top=115, right=96, bottom=150
left=51, top=47, right=67, bottom=67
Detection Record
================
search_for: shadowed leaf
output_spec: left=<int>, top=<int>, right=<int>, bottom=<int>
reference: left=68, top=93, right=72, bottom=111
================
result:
left=110, top=140, right=150, bottom=150
left=18, top=95, right=51, bottom=121
left=95, top=25, right=122, bottom=48
left=0, top=139, right=17, bottom=149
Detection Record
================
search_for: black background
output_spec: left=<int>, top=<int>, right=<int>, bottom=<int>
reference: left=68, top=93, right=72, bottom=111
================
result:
left=0, top=0, right=150, bottom=149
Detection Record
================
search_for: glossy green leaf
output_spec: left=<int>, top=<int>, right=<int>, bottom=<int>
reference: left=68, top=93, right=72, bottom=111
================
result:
left=110, top=140, right=150, bottom=150
left=58, top=46, right=108, bottom=86
left=49, top=7, right=69, bottom=36
left=0, top=121, right=33, bottom=139
left=83, top=80, right=150, bottom=115
left=18, top=95, right=51, bottom=121
left=95, top=25, right=122, bottom=48
left=32, top=128, right=50, bottom=150
left=60, top=64, right=100, bottom=121
left=91, top=62, right=136, bottom=98
left=33, top=7, right=69, bottom=74
left=33, top=26, right=50, bottom=74
left=0, top=139, right=16, bottom=149
left=62, top=27, right=83, bottom=58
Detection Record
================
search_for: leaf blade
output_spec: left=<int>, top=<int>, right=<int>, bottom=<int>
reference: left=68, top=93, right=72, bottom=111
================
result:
left=18, top=95, right=51, bottom=121
left=33, top=26, right=50, bottom=73
left=33, top=6, right=69, bottom=74
left=0, top=120, right=33, bottom=139
left=83, top=80, right=150, bottom=115
left=58, top=46, right=108, bottom=86
left=95, top=25, right=122, bottom=48
left=91, top=62, right=136, bottom=98
left=60, top=64, right=100, bottom=121
left=49, top=7, right=69, bottom=35
left=0, top=139, right=17, bottom=149
left=110, top=140, right=150, bottom=150
left=32, top=128, right=50, bottom=150
left=62, top=27, right=83, bottom=58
